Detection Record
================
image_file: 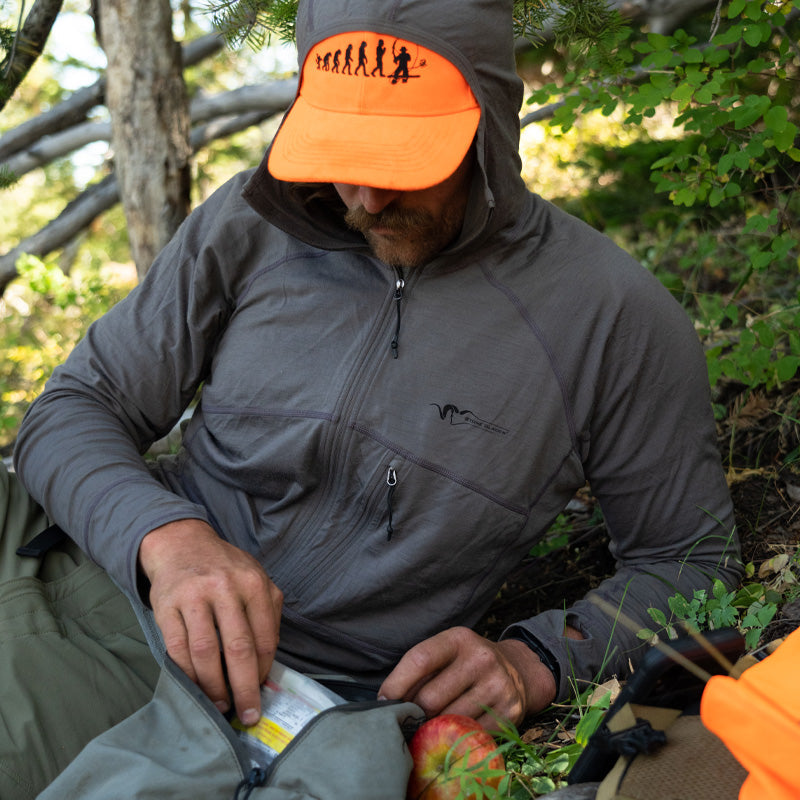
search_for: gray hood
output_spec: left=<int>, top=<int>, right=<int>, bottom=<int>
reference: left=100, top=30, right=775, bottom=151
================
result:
left=243, top=0, right=529, bottom=260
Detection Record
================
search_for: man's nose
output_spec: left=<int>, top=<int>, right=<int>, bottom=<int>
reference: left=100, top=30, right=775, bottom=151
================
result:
left=358, top=186, right=402, bottom=214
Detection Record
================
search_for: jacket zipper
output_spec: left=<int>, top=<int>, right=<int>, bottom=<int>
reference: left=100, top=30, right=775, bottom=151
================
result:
left=270, top=269, right=411, bottom=594
left=390, top=266, right=405, bottom=359
left=385, top=466, right=397, bottom=540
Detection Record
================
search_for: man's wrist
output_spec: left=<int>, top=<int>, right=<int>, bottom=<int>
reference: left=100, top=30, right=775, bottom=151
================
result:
left=501, top=628, right=561, bottom=698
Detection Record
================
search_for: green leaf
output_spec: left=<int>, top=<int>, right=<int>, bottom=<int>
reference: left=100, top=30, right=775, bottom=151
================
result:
left=724, top=181, right=742, bottom=198
left=732, top=95, right=770, bottom=129
left=712, top=579, right=732, bottom=601
left=773, top=122, right=798, bottom=153
left=671, top=83, right=695, bottom=109
left=777, top=356, right=800, bottom=382
left=742, top=214, right=770, bottom=233
left=575, top=705, right=609, bottom=746
left=709, top=187, right=725, bottom=207
left=647, top=32, right=672, bottom=50
left=717, top=152, right=735, bottom=176
left=728, top=0, right=747, bottom=16
left=744, top=629, right=761, bottom=650
left=673, top=186, right=696, bottom=206
left=744, top=0, right=764, bottom=20
left=648, top=607, right=668, bottom=626
left=764, top=104, right=789, bottom=132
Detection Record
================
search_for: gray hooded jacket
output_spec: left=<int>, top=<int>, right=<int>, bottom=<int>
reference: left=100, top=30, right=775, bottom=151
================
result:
left=14, top=0, right=740, bottom=700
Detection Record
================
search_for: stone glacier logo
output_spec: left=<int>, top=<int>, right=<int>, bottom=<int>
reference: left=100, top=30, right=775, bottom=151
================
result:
left=430, top=403, right=509, bottom=436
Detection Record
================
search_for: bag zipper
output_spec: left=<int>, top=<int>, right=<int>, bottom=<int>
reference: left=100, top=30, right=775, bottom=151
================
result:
left=233, top=767, right=268, bottom=799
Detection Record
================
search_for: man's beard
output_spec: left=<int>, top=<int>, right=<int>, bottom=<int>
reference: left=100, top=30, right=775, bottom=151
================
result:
left=344, top=204, right=465, bottom=269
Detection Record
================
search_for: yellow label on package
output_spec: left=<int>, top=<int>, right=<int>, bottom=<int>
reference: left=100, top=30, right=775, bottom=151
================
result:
left=232, top=662, right=344, bottom=768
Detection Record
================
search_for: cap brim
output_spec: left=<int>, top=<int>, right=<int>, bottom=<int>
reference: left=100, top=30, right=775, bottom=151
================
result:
left=268, top=96, right=480, bottom=191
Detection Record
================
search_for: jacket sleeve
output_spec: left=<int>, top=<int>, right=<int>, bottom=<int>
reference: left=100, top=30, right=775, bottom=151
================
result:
left=13, top=177, right=248, bottom=599
left=503, top=265, right=742, bottom=701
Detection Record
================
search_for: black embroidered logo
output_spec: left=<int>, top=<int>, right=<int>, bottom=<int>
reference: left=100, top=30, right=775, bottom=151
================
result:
left=431, top=404, right=509, bottom=436
left=316, top=38, right=427, bottom=84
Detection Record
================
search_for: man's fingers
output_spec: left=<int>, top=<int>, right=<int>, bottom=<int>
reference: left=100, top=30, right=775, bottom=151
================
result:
left=216, top=601, right=265, bottom=725
left=158, top=607, right=198, bottom=683
left=141, top=521, right=287, bottom=724
left=221, top=585, right=283, bottom=725
left=380, top=628, right=538, bottom=727
left=249, top=581, right=283, bottom=680
left=379, top=629, right=457, bottom=702
left=182, top=601, right=232, bottom=713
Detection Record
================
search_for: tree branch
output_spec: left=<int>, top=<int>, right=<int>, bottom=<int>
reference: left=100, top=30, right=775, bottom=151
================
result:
left=0, top=95, right=295, bottom=292
left=1, top=0, right=64, bottom=112
left=0, top=31, right=226, bottom=161
left=2, top=78, right=298, bottom=178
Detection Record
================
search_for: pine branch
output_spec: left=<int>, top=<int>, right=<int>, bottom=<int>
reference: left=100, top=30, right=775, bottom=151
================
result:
left=204, top=0, right=297, bottom=49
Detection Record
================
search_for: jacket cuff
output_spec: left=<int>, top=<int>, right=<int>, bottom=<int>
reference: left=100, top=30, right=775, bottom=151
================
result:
left=501, top=609, right=602, bottom=702
left=500, top=626, right=561, bottom=691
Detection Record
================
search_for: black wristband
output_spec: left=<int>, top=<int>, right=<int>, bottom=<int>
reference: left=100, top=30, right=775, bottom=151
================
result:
left=502, top=628, right=561, bottom=693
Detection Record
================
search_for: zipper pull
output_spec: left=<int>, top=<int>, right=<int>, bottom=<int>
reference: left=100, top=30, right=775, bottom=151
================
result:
left=386, top=466, right=397, bottom=540
left=234, top=767, right=268, bottom=800
left=391, top=268, right=405, bottom=359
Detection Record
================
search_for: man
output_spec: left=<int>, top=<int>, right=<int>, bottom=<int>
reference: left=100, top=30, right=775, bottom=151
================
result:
left=5, top=0, right=740, bottom=795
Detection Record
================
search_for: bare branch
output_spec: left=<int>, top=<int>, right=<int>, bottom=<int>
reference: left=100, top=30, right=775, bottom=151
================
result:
left=190, top=80, right=298, bottom=124
left=2, top=79, right=297, bottom=178
left=0, top=101, right=292, bottom=292
left=0, top=32, right=226, bottom=162
left=0, top=173, right=119, bottom=292
left=3, top=120, right=111, bottom=176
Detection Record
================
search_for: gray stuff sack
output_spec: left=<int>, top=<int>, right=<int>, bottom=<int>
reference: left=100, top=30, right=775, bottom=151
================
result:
left=38, top=657, right=425, bottom=800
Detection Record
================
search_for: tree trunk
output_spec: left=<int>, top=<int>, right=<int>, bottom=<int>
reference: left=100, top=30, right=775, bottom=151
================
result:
left=97, top=0, right=191, bottom=280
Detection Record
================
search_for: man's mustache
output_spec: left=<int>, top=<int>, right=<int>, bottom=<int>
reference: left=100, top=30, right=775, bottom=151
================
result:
left=344, top=205, right=434, bottom=236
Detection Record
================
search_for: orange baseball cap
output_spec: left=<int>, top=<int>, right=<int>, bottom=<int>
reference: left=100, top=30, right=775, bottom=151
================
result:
left=268, top=31, right=481, bottom=191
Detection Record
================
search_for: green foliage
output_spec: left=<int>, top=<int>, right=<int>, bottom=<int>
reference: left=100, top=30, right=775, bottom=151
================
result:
left=639, top=547, right=800, bottom=650
left=0, top=254, right=134, bottom=450
left=528, top=514, right=571, bottom=557
left=0, top=163, right=16, bottom=189
left=203, top=0, right=298, bottom=48
left=493, top=718, right=575, bottom=797
left=0, top=1, right=19, bottom=108
left=529, top=2, right=799, bottom=405
left=485, top=689, right=612, bottom=797
left=204, top=0, right=628, bottom=70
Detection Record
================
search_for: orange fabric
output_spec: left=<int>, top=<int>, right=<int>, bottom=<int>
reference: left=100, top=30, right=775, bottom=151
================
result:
left=268, top=31, right=480, bottom=190
left=700, top=627, right=800, bottom=800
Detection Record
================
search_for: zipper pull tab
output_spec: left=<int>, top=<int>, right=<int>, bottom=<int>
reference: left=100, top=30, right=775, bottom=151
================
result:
left=234, top=767, right=268, bottom=800
left=386, top=466, right=397, bottom=540
left=391, top=268, right=405, bottom=359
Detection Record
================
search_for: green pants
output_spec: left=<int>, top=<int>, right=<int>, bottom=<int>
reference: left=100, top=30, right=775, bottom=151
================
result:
left=0, top=463, right=160, bottom=799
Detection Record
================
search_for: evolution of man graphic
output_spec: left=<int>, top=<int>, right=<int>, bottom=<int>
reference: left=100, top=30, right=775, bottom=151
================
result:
left=315, top=38, right=428, bottom=83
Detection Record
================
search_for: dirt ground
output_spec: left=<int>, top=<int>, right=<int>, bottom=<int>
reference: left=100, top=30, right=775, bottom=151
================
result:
left=478, top=377, right=800, bottom=740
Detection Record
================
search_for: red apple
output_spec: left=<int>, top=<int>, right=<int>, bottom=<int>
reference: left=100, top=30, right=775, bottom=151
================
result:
left=407, top=714, right=505, bottom=800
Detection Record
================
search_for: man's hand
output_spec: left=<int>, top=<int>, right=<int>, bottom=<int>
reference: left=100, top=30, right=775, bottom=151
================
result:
left=377, top=627, right=557, bottom=728
left=138, top=519, right=283, bottom=726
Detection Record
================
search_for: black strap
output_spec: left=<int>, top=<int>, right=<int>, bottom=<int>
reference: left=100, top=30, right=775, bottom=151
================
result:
left=593, top=718, right=667, bottom=758
left=501, top=627, right=562, bottom=690
left=16, top=524, right=69, bottom=558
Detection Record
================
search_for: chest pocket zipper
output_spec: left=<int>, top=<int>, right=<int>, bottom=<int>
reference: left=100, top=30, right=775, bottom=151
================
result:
left=386, top=466, right=397, bottom=540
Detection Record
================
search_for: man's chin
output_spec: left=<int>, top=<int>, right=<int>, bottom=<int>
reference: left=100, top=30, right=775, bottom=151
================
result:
left=367, top=239, right=428, bottom=269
